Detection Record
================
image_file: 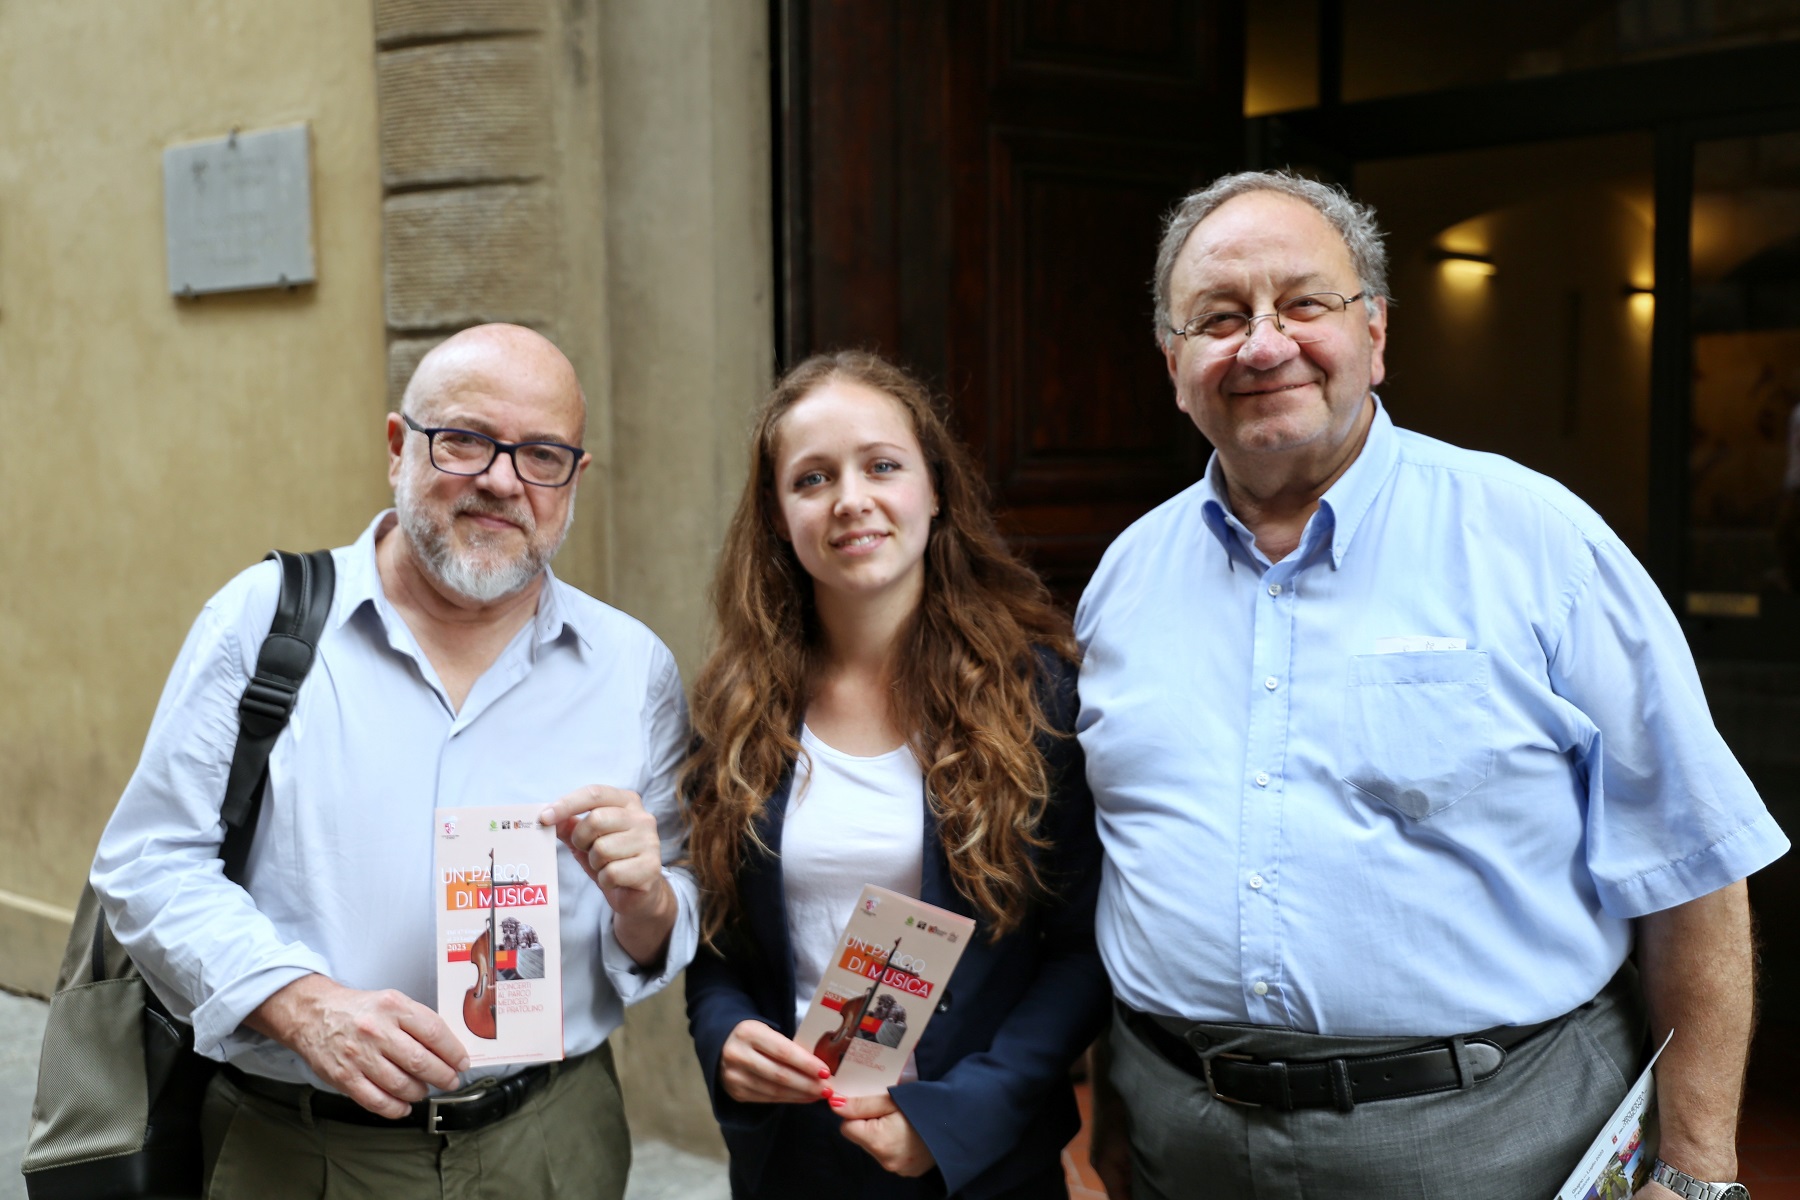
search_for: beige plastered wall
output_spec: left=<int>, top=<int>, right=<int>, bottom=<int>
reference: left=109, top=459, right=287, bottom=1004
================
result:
left=0, top=2, right=392, bottom=991
left=1, top=0, right=769, bottom=1158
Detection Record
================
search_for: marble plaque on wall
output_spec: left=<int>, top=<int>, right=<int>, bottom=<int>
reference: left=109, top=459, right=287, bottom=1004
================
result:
left=164, top=122, right=316, bottom=296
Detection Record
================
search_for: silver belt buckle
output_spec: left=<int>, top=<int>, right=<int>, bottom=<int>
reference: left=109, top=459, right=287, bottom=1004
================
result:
left=426, top=1081, right=494, bottom=1134
left=1201, top=1052, right=1262, bottom=1107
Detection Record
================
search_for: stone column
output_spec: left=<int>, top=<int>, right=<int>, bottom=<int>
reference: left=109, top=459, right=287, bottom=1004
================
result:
left=596, top=0, right=772, bottom=1158
left=370, top=0, right=770, bottom=1158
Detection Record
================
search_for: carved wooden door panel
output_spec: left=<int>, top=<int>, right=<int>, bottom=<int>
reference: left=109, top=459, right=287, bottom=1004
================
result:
left=779, top=0, right=1244, bottom=602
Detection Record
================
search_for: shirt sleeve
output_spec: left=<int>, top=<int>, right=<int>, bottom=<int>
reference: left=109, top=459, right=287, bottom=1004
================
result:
left=601, top=643, right=700, bottom=1001
left=90, top=568, right=333, bottom=1058
left=1550, top=537, right=1788, bottom=918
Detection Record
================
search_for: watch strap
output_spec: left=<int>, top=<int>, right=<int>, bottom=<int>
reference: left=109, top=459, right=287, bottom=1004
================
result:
left=1651, top=1157, right=1750, bottom=1200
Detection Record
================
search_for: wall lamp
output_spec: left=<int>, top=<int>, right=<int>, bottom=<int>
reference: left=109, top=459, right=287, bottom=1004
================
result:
left=1428, top=247, right=1497, bottom=277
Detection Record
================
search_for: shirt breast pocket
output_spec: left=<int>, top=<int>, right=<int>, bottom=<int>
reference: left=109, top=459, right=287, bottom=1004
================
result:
left=1341, top=650, right=1494, bottom=820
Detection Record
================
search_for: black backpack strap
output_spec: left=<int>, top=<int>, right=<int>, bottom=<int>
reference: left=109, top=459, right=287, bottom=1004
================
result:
left=218, top=549, right=336, bottom=884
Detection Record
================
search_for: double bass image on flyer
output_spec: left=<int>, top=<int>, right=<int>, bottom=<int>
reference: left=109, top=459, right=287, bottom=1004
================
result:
left=793, top=885, right=976, bottom=1097
left=811, top=936, right=903, bottom=1077
left=461, top=848, right=499, bottom=1040
left=435, top=804, right=565, bottom=1067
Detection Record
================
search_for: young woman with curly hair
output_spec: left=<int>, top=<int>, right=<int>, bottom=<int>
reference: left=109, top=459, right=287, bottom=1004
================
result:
left=683, top=351, right=1109, bottom=1199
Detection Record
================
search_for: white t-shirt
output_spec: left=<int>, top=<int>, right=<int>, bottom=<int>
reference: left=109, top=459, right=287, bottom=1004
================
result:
left=783, top=725, right=925, bottom=1075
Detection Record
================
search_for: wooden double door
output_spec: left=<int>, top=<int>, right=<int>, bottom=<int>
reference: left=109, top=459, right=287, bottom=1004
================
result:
left=776, top=0, right=1245, bottom=603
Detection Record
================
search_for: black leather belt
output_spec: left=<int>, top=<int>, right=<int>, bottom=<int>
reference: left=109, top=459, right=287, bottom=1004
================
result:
left=1119, top=1003, right=1562, bottom=1112
left=223, top=1057, right=567, bottom=1134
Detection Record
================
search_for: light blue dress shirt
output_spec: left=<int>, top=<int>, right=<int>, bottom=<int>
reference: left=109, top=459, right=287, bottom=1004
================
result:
left=1076, top=403, right=1788, bottom=1036
left=93, top=512, right=697, bottom=1085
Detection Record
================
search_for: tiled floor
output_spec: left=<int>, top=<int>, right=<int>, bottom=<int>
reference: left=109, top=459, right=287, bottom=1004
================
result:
left=1058, top=1080, right=1800, bottom=1199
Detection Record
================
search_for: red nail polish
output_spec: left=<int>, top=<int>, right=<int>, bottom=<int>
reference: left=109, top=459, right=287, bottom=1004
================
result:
left=829, top=1097, right=846, bottom=1108
left=817, top=1068, right=831, bottom=1079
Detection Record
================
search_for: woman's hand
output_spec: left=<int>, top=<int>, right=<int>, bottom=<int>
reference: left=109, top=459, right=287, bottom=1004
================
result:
left=718, top=1020, right=832, bottom=1105
left=835, top=1092, right=937, bottom=1177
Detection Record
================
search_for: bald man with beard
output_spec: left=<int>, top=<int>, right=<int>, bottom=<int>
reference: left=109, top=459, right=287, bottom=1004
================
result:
left=92, top=325, right=696, bottom=1199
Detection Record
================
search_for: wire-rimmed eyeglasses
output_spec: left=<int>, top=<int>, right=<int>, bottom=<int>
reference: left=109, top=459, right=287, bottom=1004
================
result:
left=402, top=413, right=584, bottom=487
left=1170, top=291, right=1367, bottom=348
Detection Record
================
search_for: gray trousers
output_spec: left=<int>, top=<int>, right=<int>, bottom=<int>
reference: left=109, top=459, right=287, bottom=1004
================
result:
left=1110, top=976, right=1647, bottom=1200
left=200, top=1044, right=630, bottom=1200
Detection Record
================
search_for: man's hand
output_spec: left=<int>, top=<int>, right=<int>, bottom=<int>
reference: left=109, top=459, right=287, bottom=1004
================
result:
left=541, top=784, right=677, bottom=968
left=717, top=1020, right=830, bottom=1106
left=835, top=1092, right=936, bottom=1177
left=1088, top=1034, right=1133, bottom=1198
left=245, top=973, right=468, bottom=1118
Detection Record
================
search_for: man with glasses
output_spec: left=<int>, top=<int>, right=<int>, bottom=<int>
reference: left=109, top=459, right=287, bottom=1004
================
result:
left=92, top=324, right=694, bottom=1199
left=1076, top=172, right=1785, bottom=1199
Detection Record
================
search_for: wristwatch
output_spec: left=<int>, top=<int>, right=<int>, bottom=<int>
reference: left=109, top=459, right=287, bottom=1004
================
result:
left=1651, top=1158, right=1750, bottom=1199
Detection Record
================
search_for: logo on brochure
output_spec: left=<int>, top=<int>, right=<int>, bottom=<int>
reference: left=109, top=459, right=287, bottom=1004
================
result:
left=442, top=816, right=459, bottom=839
left=862, top=895, right=882, bottom=916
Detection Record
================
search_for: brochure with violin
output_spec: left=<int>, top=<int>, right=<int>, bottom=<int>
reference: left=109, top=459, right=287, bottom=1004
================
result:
left=793, top=885, right=976, bottom=1098
left=434, top=804, right=564, bottom=1067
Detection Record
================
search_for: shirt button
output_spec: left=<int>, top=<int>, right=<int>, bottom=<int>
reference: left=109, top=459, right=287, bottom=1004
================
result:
left=1264, top=676, right=1279, bottom=690
left=1254, top=771, right=1270, bottom=787
left=1268, top=583, right=1282, bottom=596
left=1248, top=873, right=1265, bottom=890
left=1252, top=981, right=1269, bottom=996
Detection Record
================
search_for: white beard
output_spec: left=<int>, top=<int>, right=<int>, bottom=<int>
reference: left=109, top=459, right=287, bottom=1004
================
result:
left=395, top=469, right=577, bottom=603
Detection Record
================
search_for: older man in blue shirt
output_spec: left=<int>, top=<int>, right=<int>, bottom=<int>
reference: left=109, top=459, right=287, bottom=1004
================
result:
left=1077, top=172, right=1787, bottom=1200
left=92, top=324, right=696, bottom=1199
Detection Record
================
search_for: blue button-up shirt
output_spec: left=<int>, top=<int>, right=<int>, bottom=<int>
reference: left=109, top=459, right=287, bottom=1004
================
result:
left=93, top=513, right=697, bottom=1084
left=1076, top=403, right=1787, bottom=1036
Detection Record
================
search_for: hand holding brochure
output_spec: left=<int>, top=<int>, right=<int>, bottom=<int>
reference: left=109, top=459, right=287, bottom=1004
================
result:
left=792, top=885, right=977, bottom=1097
left=1552, top=1031, right=1673, bottom=1200
left=434, top=804, right=564, bottom=1067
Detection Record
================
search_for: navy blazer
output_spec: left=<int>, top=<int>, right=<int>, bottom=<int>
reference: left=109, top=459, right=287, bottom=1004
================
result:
left=685, top=654, right=1109, bottom=1199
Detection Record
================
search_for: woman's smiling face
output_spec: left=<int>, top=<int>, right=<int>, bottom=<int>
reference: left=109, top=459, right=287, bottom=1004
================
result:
left=771, top=379, right=938, bottom=607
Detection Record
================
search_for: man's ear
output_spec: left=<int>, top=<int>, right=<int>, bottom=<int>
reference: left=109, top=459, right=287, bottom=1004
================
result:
left=1366, top=296, right=1389, bottom=389
left=386, top=412, right=408, bottom=487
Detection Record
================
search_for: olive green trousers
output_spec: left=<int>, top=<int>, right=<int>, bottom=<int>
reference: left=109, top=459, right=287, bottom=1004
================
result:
left=200, top=1045, right=630, bottom=1200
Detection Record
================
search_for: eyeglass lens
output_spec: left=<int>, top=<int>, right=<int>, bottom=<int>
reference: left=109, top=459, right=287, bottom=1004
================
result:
left=430, top=429, right=577, bottom=485
left=1186, top=292, right=1359, bottom=343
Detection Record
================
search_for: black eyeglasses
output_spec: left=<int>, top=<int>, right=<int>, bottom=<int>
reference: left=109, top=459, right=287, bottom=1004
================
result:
left=402, top=413, right=584, bottom=488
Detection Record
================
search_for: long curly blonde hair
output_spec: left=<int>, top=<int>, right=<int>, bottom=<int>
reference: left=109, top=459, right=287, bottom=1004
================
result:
left=682, top=351, right=1078, bottom=946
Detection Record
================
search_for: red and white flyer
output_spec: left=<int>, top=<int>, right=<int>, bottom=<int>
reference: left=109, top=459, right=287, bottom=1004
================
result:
left=792, top=884, right=977, bottom=1098
left=434, top=804, right=564, bottom=1067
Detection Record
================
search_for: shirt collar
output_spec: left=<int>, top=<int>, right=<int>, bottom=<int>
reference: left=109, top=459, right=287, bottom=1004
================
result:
left=1198, top=459, right=1261, bottom=571
left=1196, top=396, right=1401, bottom=571
left=339, top=510, right=590, bottom=653
left=1315, top=397, right=1400, bottom=569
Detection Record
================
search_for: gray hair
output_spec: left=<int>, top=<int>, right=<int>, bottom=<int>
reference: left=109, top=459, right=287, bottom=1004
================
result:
left=1152, top=170, right=1390, bottom=349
